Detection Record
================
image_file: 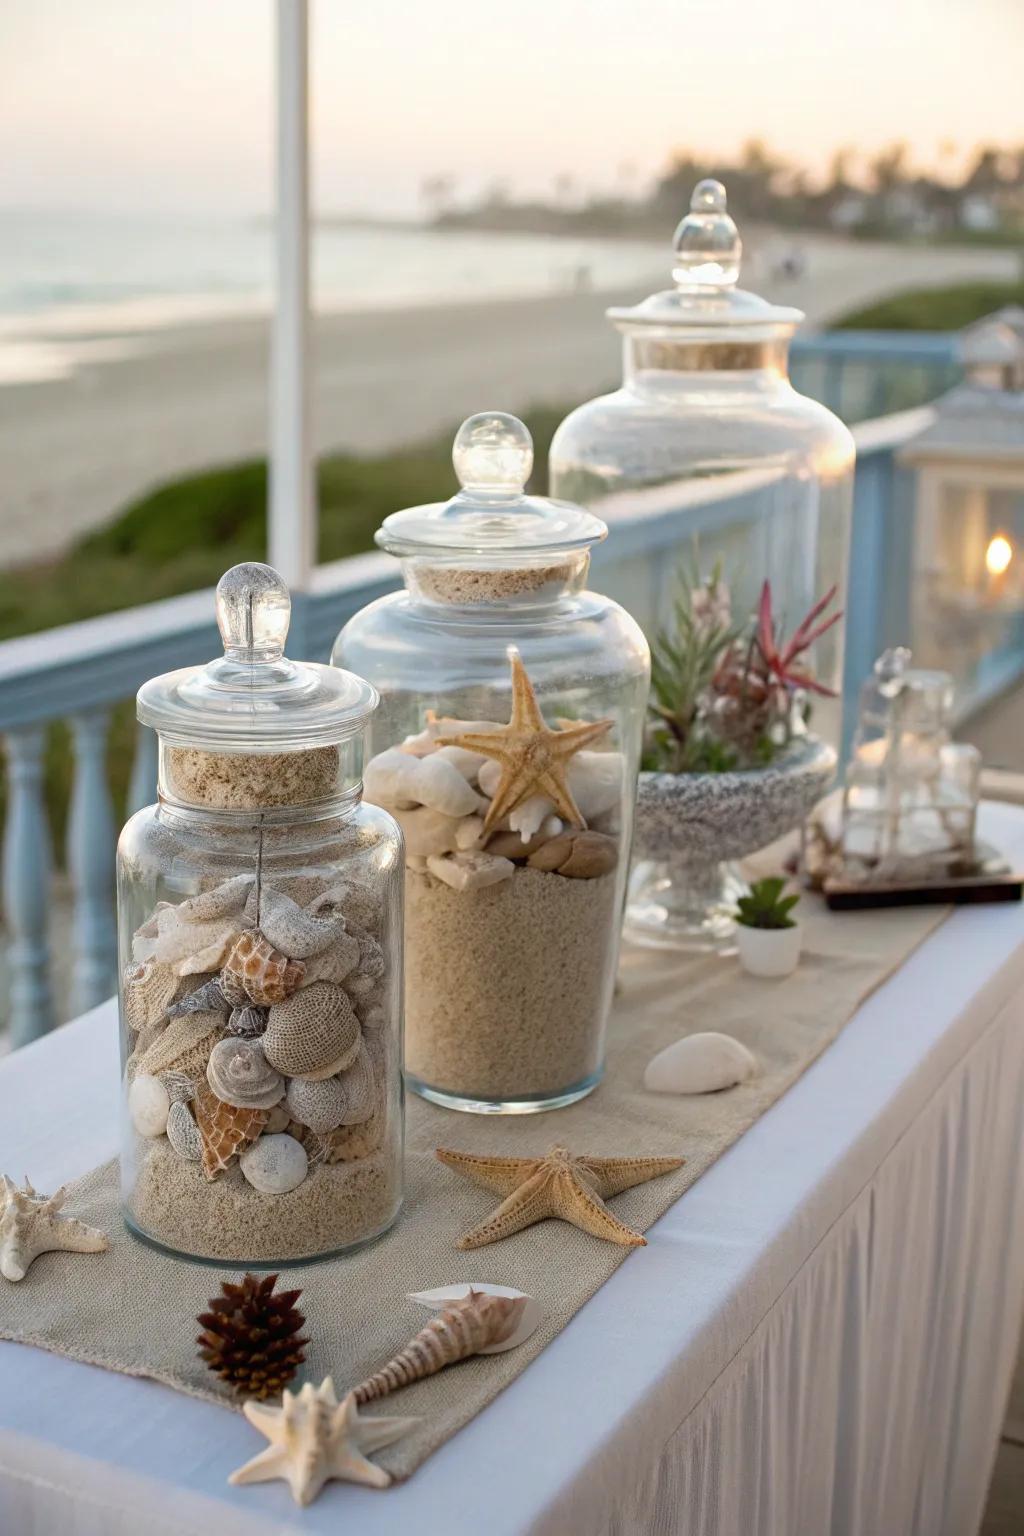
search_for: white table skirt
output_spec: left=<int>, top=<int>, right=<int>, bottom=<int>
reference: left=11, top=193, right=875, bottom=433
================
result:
left=3, top=800, right=1024, bottom=1536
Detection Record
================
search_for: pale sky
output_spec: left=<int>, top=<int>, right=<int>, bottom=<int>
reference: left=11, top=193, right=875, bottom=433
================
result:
left=1, top=0, right=1021, bottom=216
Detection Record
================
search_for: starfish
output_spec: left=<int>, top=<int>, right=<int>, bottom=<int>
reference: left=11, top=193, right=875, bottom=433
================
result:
left=229, top=1376, right=418, bottom=1504
left=0, top=1174, right=109, bottom=1283
left=436, top=1144, right=685, bottom=1250
left=436, top=651, right=613, bottom=835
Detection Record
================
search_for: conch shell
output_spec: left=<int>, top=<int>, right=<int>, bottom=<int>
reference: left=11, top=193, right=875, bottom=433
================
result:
left=193, top=1086, right=267, bottom=1180
left=0, top=1175, right=109, bottom=1283
left=222, top=931, right=305, bottom=1007
left=351, top=1288, right=532, bottom=1404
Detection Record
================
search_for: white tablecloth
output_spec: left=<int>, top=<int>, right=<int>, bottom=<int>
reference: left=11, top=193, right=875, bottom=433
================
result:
left=3, top=801, right=1024, bottom=1536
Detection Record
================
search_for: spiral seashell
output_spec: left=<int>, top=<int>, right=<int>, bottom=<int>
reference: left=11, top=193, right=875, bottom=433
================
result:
left=263, top=982, right=360, bottom=1079
left=165, top=1099, right=203, bottom=1162
left=222, top=931, right=306, bottom=1007
left=123, top=959, right=178, bottom=1033
left=226, top=1004, right=268, bottom=1038
left=167, top=976, right=228, bottom=1019
left=243, top=885, right=347, bottom=960
left=193, top=1086, right=267, bottom=1180
left=206, top=1037, right=285, bottom=1110
left=352, top=1291, right=529, bottom=1404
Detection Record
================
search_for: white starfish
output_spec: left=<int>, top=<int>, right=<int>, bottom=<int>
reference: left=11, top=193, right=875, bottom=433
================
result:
left=229, top=1376, right=418, bottom=1504
left=0, top=1174, right=109, bottom=1283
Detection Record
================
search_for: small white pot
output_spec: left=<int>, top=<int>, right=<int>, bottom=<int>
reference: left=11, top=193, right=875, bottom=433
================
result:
left=735, top=922, right=802, bottom=979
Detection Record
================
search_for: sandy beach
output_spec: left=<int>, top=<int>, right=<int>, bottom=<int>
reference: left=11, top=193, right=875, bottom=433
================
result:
left=0, top=231, right=1017, bottom=567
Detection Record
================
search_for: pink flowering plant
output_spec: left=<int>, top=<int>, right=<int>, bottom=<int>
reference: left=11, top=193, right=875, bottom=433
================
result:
left=644, top=568, right=841, bottom=774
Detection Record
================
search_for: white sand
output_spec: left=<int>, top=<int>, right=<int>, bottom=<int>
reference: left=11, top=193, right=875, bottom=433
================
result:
left=1, top=232, right=1017, bottom=566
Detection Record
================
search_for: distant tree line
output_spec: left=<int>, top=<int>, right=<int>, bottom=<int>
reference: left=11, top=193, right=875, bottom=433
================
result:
left=423, top=140, right=1024, bottom=243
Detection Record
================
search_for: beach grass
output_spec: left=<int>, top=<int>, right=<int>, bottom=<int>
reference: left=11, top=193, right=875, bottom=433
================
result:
left=835, top=279, right=1024, bottom=331
left=0, top=406, right=565, bottom=853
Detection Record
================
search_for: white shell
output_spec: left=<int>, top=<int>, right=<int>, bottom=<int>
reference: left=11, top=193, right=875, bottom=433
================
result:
left=406, top=1283, right=543, bottom=1351
left=643, top=1031, right=758, bottom=1095
left=239, top=1133, right=309, bottom=1194
left=364, top=748, right=485, bottom=817
left=455, top=814, right=486, bottom=850
left=432, top=744, right=488, bottom=779
left=426, top=850, right=515, bottom=891
left=244, top=884, right=347, bottom=960
left=128, top=1073, right=171, bottom=1137
left=478, top=750, right=623, bottom=833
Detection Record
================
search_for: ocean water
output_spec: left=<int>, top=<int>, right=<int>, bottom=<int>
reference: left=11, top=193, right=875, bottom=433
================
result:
left=0, top=210, right=663, bottom=384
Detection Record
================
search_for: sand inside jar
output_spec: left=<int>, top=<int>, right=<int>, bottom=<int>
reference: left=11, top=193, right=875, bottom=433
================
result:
left=413, top=560, right=582, bottom=606
left=127, top=1137, right=398, bottom=1262
left=404, top=864, right=618, bottom=1100
left=164, top=746, right=342, bottom=810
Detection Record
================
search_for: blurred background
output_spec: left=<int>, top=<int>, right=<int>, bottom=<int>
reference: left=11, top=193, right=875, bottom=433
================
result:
left=0, top=2, right=1022, bottom=981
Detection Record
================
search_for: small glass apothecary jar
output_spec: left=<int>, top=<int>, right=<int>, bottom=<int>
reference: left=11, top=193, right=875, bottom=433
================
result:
left=117, top=562, right=403, bottom=1265
left=332, top=412, right=650, bottom=1114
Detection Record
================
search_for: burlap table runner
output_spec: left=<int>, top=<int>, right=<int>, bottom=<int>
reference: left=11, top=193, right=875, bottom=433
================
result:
left=0, top=893, right=947, bottom=1480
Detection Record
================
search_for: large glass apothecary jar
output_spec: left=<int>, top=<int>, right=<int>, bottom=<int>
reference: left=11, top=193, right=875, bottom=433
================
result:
left=333, top=413, right=650, bottom=1114
left=549, top=179, right=855, bottom=750
left=117, top=563, right=404, bottom=1265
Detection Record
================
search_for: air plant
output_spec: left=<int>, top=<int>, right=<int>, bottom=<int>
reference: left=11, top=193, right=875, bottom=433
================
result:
left=757, top=581, right=842, bottom=697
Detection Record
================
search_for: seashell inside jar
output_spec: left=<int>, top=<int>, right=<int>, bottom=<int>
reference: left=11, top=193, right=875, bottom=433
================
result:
left=117, top=563, right=404, bottom=1265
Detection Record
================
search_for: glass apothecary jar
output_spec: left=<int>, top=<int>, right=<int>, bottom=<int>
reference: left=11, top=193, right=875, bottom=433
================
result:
left=117, top=563, right=403, bottom=1265
left=332, top=413, right=650, bottom=1114
left=549, top=178, right=855, bottom=746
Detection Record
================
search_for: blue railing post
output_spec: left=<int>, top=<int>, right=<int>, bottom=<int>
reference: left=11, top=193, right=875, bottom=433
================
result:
left=2, top=727, right=56, bottom=1044
left=128, top=723, right=158, bottom=816
left=67, top=709, right=117, bottom=1014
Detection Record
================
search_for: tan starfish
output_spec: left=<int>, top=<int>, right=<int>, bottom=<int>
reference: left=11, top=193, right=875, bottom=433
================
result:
left=436, top=651, right=613, bottom=835
left=436, top=1144, right=685, bottom=1250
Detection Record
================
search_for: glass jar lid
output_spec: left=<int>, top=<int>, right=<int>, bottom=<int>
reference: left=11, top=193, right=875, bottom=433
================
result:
left=375, top=412, right=607, bottom=559
left=607, top=179, right=803, bottom=333
left=137, top=562, right=378, bottom=750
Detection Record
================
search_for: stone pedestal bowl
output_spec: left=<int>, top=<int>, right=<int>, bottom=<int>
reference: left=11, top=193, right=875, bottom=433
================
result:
left=624, top=736, right=837, bottom=950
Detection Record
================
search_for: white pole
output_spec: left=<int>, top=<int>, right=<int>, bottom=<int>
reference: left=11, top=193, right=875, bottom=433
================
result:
left=269, top=0, right=315, bottom=589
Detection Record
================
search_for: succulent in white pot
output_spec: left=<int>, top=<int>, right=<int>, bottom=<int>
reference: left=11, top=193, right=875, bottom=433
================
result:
left=733, top=878, right=802, bottom=978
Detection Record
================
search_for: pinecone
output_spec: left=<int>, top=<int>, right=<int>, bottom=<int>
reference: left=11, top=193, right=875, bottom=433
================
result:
left=196, top=1272, right=308, bottom=1399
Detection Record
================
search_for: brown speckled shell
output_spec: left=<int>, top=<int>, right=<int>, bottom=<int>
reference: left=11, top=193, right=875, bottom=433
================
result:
left=222, top=931, right=305, bottom=1007
left=193, top=1086, right=267, bottom=1180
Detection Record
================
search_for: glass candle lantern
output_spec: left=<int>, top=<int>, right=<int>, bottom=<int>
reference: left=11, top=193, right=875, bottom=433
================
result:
left=549, top=179, right=855, bottom=751
left=118, top=563, right=404, bottom=1265
left=332, top=412, right=650, bottom=1114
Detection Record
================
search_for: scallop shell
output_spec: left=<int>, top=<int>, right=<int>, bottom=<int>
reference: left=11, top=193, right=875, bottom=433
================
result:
left=123, top=959, right=178, bottom=1033
left=352, top=1290, right=531, bottom=1404
left=165, top=1099, right=203, bottom=1162
left=308, top=881, right=382, bottom=935
left=176, top=875, right=254, bottom=922
left=135, top=1010, right=225, bottom=1083
left=222, top=931, right=306, bottom=1007
left=166, top=976, right=228, bottom=1019
left=226, top=1004, right=268, bottom=1038
left=193, top=1086, right=267, bottom=1180
left=206, top=1037, right=286, bottom=1110
left=159, top=1069, right=196, bottom=1104
left=263, top=982, right=361, bottom=1079
left=244, top=885, right=347, bottom=960
left=643, top=1032, right=758, bottom=1095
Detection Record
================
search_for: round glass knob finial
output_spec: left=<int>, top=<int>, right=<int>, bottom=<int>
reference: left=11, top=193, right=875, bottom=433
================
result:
left=671, top=178, right=742, bottom=290
left=452, top=412, right=534, bottom=496
left=215, top=562, right=291, bottom=660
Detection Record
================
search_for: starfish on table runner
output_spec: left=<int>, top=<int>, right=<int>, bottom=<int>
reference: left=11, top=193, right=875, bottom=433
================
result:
left=436, top=1144, right=685, bottom=1250
left=228, top=1376, right=418, bottom=1504
left=436, top=651, right=613, bottom=835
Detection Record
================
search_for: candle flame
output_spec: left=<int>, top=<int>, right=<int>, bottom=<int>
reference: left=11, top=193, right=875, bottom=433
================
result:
left=986, top=534, right=1013, bottom=577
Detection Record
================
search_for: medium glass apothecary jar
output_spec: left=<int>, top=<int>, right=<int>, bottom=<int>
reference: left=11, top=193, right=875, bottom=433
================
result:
left=333, top=412, right=650, bottom=1114
left=549, top=178, right=855, bottom=748
left=117, top=563, right=403, bottom=1265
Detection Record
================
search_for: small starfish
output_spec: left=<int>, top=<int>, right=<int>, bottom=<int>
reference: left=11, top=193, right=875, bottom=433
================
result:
left=436, top=651, right=613, bottom=835
left=229, top=1376, right=418, bottom=1504
left=436, top=1144, right=685, bottom=1250
left=0, top=1174, right=109, bottom=1283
